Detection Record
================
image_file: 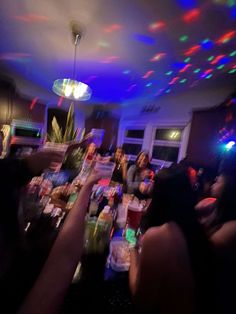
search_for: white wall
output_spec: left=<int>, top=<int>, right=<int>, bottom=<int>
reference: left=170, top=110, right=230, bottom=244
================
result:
left=118, top=85, right=235, bottom=163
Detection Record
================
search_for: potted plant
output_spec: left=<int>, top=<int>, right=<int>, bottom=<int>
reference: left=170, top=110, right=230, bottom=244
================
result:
left=47, top=103, right=84, bottom=171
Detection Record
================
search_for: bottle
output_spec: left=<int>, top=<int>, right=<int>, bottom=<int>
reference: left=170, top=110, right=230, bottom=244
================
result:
left=97, top=205, right=113, bottom=228
left=78, top=154, right=94, bottom=185
left=94, top=205, right=113, bottom=252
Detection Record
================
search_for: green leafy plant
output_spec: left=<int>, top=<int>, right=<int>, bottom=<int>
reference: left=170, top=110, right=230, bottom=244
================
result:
left=48, top=103, right=85, bottom=170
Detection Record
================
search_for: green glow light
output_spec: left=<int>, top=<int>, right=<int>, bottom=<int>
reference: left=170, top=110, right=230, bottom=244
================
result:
left=194, top=68, right=200, bottom=73
left=179, top=35, right=189, bottom=42
left=180, top=78, right=187, bottom=83
left=229, top=69, right=236, bottom=74
left=227, top=0, right=236, bottom=7
left=184, top=57, right=191, bottom=63
left=207, top=56, right=214, bottom=61
left=229, top=51, right=236, bottom=57
left=165, top=71, right=173, bottom=76
left=205, top=74, right=213, bottom=79
left=217, top=64, right=225, bottom=70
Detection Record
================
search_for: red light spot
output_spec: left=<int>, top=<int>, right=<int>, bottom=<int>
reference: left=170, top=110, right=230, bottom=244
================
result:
left=184, top=45, right=201, bottom=56
left=169, top=77, right=180, bottom=85
left=225, top=112, right=233, bottom=122
left=142, top=70, right=154, bottom=78
left=216, top=30, right=236, bottom=44
left=101, top=56, right=120, bottom=63
left=104, top=24, right=123, bottom=33
left=148, top=21, right=166, bottom=33
left=57, top=96, right=64, bottom=107
left=0, top=52, right=31, bottom=60
left=29, top=97, right=38, bottom=110
left=12, top=14, right=49, bottom=22
left=210, top=55, right=225, bottom=65
left=150, top=52, right=166, bottom=62
left=205, top=69, right=213, bottom=75
left=179, top=64, right=192, bottom=73
left=183, top=9, right=200, bottom=23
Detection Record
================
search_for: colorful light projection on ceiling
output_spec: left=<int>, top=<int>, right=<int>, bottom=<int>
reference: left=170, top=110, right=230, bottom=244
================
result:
left=182, top=8, right=201, bottom=23
left=104, top=24, right=122, bottom=33
left=101, top=56, right=120, bottom=63
left=142, top=70, right=154, bottom=79
left=148, top=21, right=166, bottom=33
left=29, top=97, right=39, bottom=110
left=2, top=0, right=236, bottom=104
left=134, top=34, right=156, bottom=45
left=150, top=53, right=166, bottom=62
left=12, top=14, right=49, bottom=22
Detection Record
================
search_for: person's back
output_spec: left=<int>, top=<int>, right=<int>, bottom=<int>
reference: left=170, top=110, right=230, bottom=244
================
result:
left=210, top=221, right=236, bottom=314
left=131, top=222, right=196, bottom=314
left=129, top=165, right=218, bottom=314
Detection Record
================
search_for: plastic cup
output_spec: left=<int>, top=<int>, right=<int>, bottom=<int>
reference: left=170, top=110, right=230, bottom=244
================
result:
left=40, top=142, right=68, bottom=172
left=94, top=161, right=115, bottom=186
left=126, top=204, right=143, bottom=231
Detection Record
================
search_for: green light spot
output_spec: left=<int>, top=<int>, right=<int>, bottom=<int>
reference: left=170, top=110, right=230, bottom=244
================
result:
left=217, top=64, right=225, bottom=70
left=205, top=74, right=213, bottom=79
left=202, top=38, right=210, bottom=44
left=229, top=69, right=236, bottom=74
left=184, top=57, right=191, bottom=63
left=179, top=35, right=189, bottom=42
left=194, top=68, right=200, bottom=73
left=207, top=56, right=214, bottom=62
left=229, top=51, right=236, bottom=57
left=227, top=0, right=236, bottom=7
left=165, top=71, right=173, bottom=76
left=180, top=78, right=187, bottom=83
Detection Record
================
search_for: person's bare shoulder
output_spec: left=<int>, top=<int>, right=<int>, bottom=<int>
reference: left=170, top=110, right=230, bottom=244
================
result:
left=142, top=222, right=187, bottom=263
left=210, top=220, right=236, bottom=253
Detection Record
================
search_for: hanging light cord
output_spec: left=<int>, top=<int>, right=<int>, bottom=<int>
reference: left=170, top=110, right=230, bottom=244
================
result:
left=73, top=34, right=81, bottom=80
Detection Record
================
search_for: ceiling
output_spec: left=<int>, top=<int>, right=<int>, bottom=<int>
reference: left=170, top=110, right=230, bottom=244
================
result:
left=0, top=0, right=236, bottom=106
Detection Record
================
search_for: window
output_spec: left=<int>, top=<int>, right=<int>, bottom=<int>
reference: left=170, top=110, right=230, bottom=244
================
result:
left=122, top=143, right=142, bottom=156
left=155, top=129, right=182, bottom=141
left=122, top=128, right=144, bottom=159
left=125, top=129, right=144, bottom=139
left=152, top=127, right=183, bottom=165
left=152, top=145, right=179, bottom=162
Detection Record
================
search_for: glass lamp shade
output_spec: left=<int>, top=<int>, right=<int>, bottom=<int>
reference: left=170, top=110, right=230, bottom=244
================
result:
left=52, top=79, right=92, bottom=101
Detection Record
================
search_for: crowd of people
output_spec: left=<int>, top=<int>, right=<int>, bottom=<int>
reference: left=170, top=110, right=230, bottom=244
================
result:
left=0, top=131, right=236, bottom=314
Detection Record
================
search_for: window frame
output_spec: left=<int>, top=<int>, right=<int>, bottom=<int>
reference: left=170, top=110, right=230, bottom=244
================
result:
left=150, top=126, right=184, bottom=167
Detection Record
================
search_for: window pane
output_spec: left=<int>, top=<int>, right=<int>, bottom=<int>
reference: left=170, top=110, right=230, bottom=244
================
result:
left=155, top=129, right=182, bottom=141
left=122, top=143, right=142, bottom=155
left=152, top=145, right=179, bottom=162
left=125, top=129, right=144, bottom=139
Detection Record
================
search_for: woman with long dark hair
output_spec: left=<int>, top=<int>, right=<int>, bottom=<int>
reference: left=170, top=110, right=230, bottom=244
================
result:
left=126, top=151, right=154, bottom=199
left=129, top=165, right=218, bottom=314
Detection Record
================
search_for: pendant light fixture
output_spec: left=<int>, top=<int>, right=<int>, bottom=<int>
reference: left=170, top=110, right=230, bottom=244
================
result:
left=52, top=23, right=92, bottom=101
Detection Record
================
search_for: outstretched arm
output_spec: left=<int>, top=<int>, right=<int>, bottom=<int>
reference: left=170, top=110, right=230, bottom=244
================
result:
left=19, top=172, right=101, bottom=314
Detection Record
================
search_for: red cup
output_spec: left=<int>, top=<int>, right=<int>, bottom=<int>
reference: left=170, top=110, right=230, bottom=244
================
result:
left=126, top=205, right=143, bottom=231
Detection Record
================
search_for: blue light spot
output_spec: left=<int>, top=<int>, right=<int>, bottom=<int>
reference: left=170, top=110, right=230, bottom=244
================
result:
left=173, top=62, right=186, bottom=69
left=134, top=34, right=156, bottom=45
left=146, top=82, right=153, bottom=87
left=176, top=0, right=197, bottom=9
left=201, top=38, right=214, bottom=50
left=123, top=70, right=131, bottom=74
left=219, top=57, right=230, bottom=65
left=231, top=6, right=236, bottom=18
left=225, top=141, right=235, bottom=151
